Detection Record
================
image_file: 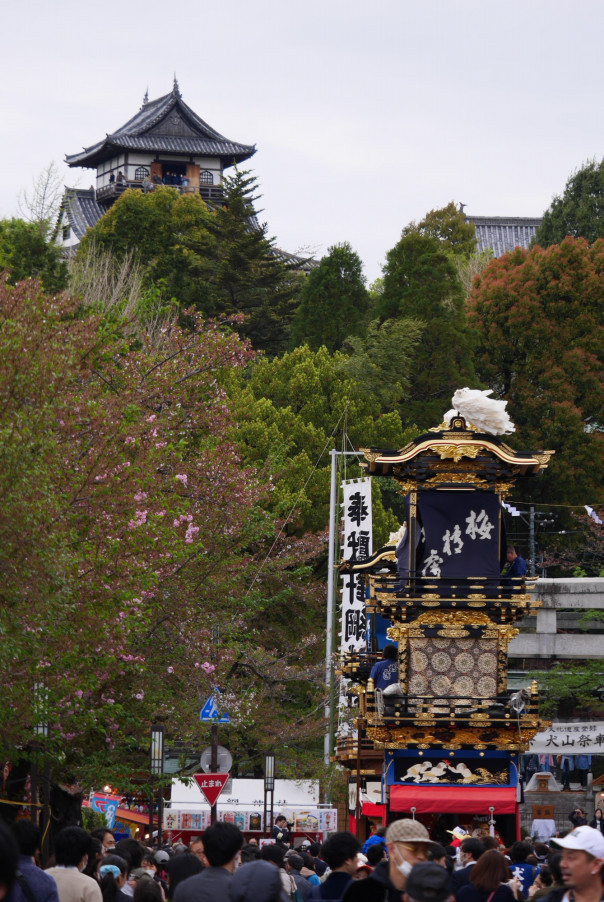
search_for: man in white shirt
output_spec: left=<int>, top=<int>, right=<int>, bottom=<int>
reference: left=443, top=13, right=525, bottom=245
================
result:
left=46, top=827, right=102, bottom=902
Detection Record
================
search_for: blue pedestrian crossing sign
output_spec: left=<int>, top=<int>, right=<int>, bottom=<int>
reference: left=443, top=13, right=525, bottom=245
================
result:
left=200, top=696, right=230, bottom=723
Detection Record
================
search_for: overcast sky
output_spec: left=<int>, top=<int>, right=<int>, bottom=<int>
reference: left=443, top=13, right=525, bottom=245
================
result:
left=2, top=0, right=603, bottom=281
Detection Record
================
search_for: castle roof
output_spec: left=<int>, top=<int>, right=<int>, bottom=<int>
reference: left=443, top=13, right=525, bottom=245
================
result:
left=66, top=82, right=256, bottom=170
left=467, top=215, right=542, bottom=257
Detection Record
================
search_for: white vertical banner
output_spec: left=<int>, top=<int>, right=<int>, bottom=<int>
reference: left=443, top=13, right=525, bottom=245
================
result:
left=337, top=478, right=372, bottom=738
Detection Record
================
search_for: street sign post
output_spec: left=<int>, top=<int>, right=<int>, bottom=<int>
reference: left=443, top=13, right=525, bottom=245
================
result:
left=193, top=772, right=229, bottom=808
left=200, top=695, right=230, bottom=723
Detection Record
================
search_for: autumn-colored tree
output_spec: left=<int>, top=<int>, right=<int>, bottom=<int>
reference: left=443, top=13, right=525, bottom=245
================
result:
left=468, top=238, right=604, bottom=504
left=0, top=278, right=325, bottom=789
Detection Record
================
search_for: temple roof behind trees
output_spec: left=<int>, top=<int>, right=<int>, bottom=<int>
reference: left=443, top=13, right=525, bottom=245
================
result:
left=65, top=81, right=256, bottom=170
left=467, top=215, right=542, bottom=257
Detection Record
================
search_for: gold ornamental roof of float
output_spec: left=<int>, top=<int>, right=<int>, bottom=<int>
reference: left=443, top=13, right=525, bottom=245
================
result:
left=360, top=416, right=554, bottom=481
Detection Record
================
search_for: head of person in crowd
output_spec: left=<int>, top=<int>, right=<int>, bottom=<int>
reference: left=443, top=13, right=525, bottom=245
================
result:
left=366, top=843, right=387, bottom=867
left=0, top=823, right=18, bottom=901
left=164, top=851, right=203, bottom=894
left=533, top=843, right=549, bottom=863
left=470, top=849, right=511, bottom=893
left=548, top=851, right=564, bottom=886
left=55, top=826, right=93, bottom=870
left=92, top=830, right=116, bottom=854
left=300, top=851, right=317, bottom=872
left=99, top=854, right=129, bottom=902
left=140, top=853, right=157, bottom=876
left=510, top=841, right=532, bottom=863
left=202, top=822, right=243, bottom=871
left=405, top=861, right=453, bottom=902
left=385, top=819, right=437, bottom=891
left=188, top=837, right=207, bottom=867
left=133, top=877, right=163, bottom=902
left=459, top=838, right=485, bottom=867
left=115, top=839, right=143, bottom=871
left=354, top=861, right=373, bottom=881
left=84, top=837, right=104, bottom=878
left=11, top=820, right=37, bottom=858
left=172, top=844, right=188, bottom=856
left=285, top=852, right=304, bottom=874
left=240, top=843, right=261, bottom=864
left=228, top=859, right=285, bottom=902
left=427, top=844, right=453, bottom=873
left=260, top=844, right=286, bottom=868
left=551, top=826, right=604, bottom=894
left=321, top=831, right=361, bottom=874
left=481, top=837, right=501, bottom=853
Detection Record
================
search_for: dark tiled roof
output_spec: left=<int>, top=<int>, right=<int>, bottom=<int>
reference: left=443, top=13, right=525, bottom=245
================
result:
left=66, top=85, right=255, bottom=169
left=467, top=216, right=542, bottom=257
left=59, top=188, right=104, bottom=240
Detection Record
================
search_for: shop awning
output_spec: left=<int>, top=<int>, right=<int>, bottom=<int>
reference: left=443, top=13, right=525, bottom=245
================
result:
left=362, top=802, right=387, bottom=818
left=390, top=785, right=517, bottom=814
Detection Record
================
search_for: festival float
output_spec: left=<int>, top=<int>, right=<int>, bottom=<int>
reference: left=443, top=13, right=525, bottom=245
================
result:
left=336, top=389, right=554, bottom=845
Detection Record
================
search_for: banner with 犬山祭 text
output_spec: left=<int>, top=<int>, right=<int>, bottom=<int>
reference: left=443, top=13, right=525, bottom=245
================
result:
left=528, top=722, right=604, bottom=755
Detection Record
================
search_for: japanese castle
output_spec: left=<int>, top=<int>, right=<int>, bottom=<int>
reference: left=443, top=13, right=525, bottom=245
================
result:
left=57, top=80, right=256, bottom=252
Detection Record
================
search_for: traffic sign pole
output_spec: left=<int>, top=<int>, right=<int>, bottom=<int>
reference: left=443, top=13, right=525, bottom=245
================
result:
left=210, top=723, right=218, bottom=824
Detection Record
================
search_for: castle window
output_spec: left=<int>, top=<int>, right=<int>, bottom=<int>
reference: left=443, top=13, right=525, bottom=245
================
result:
left=200, top=170, right=213, bottom=185
left=135, top=166, right=150, bottom=181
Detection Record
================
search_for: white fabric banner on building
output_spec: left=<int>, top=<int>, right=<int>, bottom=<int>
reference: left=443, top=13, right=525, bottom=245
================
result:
left=340, top=479, right=372, bottom=653
left=337, top=478, right=372, bottom=739
left=529, top=722, right=604, bottom=755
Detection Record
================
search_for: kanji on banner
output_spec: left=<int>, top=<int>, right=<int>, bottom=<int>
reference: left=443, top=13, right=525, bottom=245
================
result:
left=340, top=480, right=372, bottom=653
left=529, top=722, right=604, bottom=755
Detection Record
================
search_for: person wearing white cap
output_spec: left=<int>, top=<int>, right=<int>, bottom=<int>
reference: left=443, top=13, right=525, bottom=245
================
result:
left=548, top=826, right=604, bottom=902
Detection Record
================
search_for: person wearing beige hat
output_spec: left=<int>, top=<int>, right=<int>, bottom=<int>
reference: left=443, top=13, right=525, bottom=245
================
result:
left=342, top=819, right=438, bottom=901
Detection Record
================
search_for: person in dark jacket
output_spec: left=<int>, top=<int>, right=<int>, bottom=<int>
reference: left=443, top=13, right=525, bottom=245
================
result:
left=590, top=808, right=604, bottom=834
left=308, top=832, right=361, bottom=900
left=172, top=823, right=243, bottom=902
left=286, top=854, right=312, bottom=900
left=7, top=820, right=58, bottom=902
left=229, top=860, right=288, bottom=902
left=343, top=819, right=438, bottom=902
left=451, top=838, right=485, bottom=895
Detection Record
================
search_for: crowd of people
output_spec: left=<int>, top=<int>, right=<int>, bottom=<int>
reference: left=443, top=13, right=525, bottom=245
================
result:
left=0, top=816, right=603, bottom=902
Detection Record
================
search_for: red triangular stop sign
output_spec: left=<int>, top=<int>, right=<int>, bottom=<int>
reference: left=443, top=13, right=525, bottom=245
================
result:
left=193, top=773, right=229, bottom=807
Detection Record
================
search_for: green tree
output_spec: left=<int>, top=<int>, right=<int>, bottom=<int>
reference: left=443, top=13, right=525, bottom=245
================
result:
left=79, top=174, right=303, bottom=355
left=534, top=158, right=604, bottom=248
left=375, top=231, right=477, bottom=429
left=185, top=168, right=304, bottom=355
left=290, top=242, right=370, bottom=352
left=229, top=344, right=416, bottom=541
left=467, top=237, right=604, bottom=503
left=0, top=218, right=68, bottom=292
left=404, top=201, right=477, bottom=258
left=78, top=187, right=215, bottom=309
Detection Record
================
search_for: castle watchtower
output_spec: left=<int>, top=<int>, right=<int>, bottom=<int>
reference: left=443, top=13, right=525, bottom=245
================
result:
left=66, top=79, right=255, bottom=207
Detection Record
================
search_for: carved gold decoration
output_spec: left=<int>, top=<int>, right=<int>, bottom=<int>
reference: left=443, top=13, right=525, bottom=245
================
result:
left=436, top=443, right=483, bottom=462
left=424, top=473, right=488, bottom=488
left=534, top=451, right=555, bottom=469
left=396, top=480, right=419, bottom=494
left=417, top=611, right=491, bottom=626
left=421, top=599, right=441, bottom=607
left=467, top=600, right=487, bottom=607
left=467, top=594, right=486, bottom=600
left=368, top=724, right=543, bottom=751
left=362, top=451, right=380, bottom=464
left=495, top=482, right=515, bottom=494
